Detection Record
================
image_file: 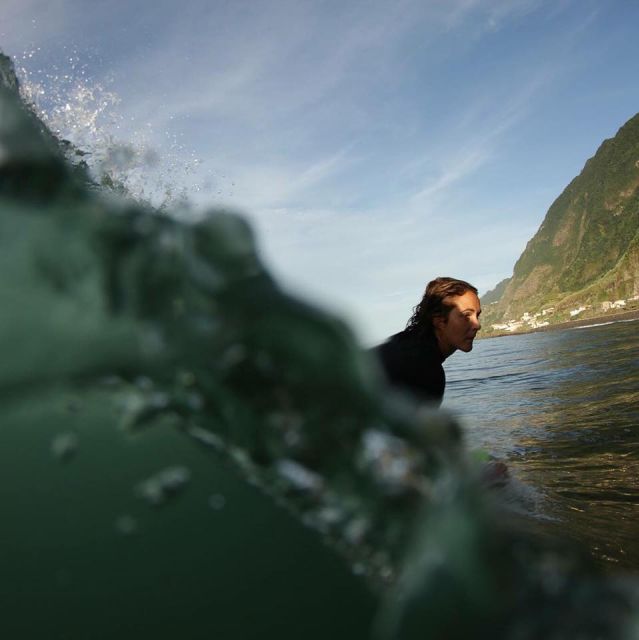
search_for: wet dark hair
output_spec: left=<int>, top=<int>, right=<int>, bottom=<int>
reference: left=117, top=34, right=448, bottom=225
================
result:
left=406, top=276, right=478, bottom=335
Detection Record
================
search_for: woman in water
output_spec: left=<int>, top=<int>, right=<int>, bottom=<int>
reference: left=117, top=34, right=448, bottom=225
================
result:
left=374, top=276, right=482, bottom=406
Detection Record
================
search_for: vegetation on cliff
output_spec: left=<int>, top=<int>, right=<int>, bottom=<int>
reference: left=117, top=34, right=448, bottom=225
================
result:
left=482, top=113, right=639, bottom=334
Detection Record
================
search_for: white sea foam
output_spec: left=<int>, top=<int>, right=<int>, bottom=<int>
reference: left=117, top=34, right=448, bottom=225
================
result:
left=573, top=317, right=639, bottom=330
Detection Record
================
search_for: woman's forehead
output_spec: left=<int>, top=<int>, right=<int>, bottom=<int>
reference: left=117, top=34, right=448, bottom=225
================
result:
left=446, top=291, right=481, bottom=310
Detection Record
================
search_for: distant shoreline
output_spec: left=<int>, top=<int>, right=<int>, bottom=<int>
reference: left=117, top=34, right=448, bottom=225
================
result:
left=480, top=308, right=639, bottom=339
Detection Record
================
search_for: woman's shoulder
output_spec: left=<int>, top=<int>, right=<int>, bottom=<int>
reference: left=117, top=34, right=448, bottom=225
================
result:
left=375, top=329, right=439, bottom=361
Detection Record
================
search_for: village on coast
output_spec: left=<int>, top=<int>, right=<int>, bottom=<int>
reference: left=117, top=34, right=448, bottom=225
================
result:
left=488, top=295, right=639, bottom=335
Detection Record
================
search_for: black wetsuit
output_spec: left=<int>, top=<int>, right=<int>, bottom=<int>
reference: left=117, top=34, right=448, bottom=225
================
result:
left=373, top=329, right=445, bottom=405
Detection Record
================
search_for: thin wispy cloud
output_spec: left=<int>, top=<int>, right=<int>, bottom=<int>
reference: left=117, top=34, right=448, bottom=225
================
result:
left=400, top=33, right=575, bottom=214
left=409, top=148, right=489, bottom=204
left=216, top=146, right=356, bottom=211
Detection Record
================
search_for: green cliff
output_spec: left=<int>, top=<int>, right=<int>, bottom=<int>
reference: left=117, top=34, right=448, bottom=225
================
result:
left=483, top=113, right=639, bottom=330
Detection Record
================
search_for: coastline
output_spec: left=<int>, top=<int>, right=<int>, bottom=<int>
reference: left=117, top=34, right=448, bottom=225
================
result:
left=480, top=308, right=639, bottom=339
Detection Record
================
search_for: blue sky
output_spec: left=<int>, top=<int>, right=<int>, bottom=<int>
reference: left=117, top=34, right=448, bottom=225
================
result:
left=2, top=0, right=639, bottom=343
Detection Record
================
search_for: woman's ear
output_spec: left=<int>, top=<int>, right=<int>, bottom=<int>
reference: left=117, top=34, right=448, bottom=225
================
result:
left=432, top=314, right=447, bottom=331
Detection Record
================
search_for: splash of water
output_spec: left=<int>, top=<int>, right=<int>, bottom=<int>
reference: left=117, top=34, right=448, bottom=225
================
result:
left=14, top=46, right=215, bottom=211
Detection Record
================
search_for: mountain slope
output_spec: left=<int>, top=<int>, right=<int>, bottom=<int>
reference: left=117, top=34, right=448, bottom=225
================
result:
left=484, top=113, right=639, bottom=327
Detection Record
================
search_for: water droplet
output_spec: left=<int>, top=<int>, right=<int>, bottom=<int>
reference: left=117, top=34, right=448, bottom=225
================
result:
left=276, top=459, right=324, bottom=494
left=135, top=376, right=153, bottom=391
left=115, top=515, right=139, bottom=536
left=359, top=429, right=422, bottom=495
left=220, top=344, right=247, bottom=368
left=136, top=466, right=191, bottom=506
left=184, top=392, right=203, bottom=411
left=344, top=517, right=369, bottom=545
left=51, top=432, right=79, bottom=463
left=208, top=494, right=226, bottom=510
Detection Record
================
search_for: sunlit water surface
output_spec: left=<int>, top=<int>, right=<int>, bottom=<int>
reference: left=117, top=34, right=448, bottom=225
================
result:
left=444, top=319, right=639, bottom=569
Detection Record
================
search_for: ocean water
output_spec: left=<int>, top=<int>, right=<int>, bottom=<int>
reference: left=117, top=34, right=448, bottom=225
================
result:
left=444, top=318, right=639, bottom=569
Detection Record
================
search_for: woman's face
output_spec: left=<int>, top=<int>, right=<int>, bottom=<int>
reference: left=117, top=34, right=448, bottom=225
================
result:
left=434, top=290, right=482, bottom=358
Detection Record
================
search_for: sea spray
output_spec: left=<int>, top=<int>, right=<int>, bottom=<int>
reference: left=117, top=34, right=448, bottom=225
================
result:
left=13, top=46, right=217, bottom=211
